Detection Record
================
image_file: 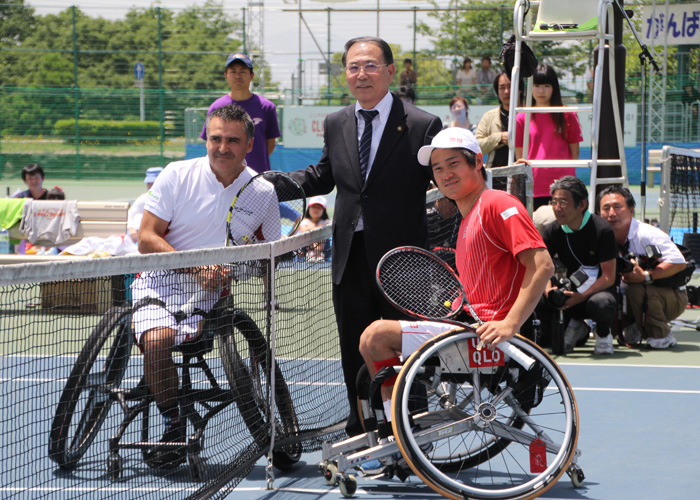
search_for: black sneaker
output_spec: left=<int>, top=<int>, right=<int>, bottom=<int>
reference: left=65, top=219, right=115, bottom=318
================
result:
left=145, top=423, right=187, bottom=470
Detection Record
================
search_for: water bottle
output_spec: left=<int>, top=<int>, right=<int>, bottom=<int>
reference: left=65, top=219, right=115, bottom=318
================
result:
left=0, top=227, right=9, bottom=254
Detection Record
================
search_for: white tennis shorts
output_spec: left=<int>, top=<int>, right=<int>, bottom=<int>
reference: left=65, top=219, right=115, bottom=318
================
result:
left=131, top=270, right=221, bottom=346
left=399, top=320, right=460, bottom=360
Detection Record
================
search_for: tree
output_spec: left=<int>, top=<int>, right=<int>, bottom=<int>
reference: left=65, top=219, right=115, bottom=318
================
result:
left=0, top=0, right=34, bottom=48
left=415, top=1, right=591, bottom=87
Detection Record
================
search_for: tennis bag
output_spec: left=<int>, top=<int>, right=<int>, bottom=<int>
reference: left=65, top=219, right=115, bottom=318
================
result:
left=653, top=243, right=696, bottom=288
left=500, top=34, right=538, bottom=79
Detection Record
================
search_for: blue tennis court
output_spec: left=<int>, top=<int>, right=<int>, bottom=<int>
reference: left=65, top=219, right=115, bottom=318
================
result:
left=3, top=324, right=700, bottom=500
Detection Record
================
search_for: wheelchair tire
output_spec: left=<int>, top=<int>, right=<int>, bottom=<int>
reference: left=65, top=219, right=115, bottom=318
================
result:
left=49, top=305, right=134, bottom=470
left=392, top=328, right=579, bottom=500
left=217, top=304, right=301, bottom=470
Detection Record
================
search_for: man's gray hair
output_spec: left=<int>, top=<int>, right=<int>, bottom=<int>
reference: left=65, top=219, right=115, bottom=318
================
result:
left=205, top=104, right=255, bottom=141
left=550, top=176, right=588, bottom=207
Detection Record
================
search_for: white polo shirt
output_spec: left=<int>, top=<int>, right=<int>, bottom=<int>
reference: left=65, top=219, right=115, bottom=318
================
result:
left=144, top=157, right=275, bottom=250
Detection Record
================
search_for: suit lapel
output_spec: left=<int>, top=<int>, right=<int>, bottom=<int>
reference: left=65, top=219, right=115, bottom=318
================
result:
left=364, top=96, right=406, bottom=189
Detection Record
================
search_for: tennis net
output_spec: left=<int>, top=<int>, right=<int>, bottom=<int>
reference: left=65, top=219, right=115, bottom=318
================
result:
left=1, top=183, right=525, bottom=499
left=0, top=227, right=341, bottom=500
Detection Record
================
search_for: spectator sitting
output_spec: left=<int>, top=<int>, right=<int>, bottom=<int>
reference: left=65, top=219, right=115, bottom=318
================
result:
left=298, top=195, right=332, bottom=262
left=447, top=96, right=476, bottom=133
left=14, top=163, right=48, bottom=200
left=598, top=185, right=689, bottom=349
left=128, top=167, right=163, bottom=242
left=537, top=176, right=618, bottom=354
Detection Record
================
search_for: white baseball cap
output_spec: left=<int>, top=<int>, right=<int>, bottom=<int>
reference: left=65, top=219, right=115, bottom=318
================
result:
left=417, top=127, right=482, bottom=166
left=308, top=196, right=327, bottom=209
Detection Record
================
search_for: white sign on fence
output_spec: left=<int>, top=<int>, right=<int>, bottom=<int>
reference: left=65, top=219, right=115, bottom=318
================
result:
left=283, top=104, right=637, bottom=149
left=641, top=3, right=700, bottom=45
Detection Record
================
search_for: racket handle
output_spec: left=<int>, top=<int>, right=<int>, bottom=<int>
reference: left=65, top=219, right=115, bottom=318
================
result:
left=497, top=341, right=536, bottom=371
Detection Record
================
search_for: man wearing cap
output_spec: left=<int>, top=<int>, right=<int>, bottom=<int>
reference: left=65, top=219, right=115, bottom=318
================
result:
left=358, top=128, right=553, bottom=431
left=128, top=166, right=163, bottom=242
left=286, top=36, right=442, bottom=437
left=200, top=53, right=280, bottom=173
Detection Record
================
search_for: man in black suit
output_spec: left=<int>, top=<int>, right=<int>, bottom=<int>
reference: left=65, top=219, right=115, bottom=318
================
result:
left=289, top=36, right=442, bottom=436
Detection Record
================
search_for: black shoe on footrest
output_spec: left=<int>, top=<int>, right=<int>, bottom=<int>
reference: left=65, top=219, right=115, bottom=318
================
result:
left=145, top=423, right=187, bottom=470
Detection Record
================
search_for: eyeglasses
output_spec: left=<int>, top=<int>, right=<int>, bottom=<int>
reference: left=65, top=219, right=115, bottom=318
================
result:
left=345, top=63, right=388, bottom=75
left=550, top=199, right=570, bottom=207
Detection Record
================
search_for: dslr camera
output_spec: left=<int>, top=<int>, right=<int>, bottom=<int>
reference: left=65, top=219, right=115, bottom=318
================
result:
left=616, top=244, right=662, bottom=274
left=548, top=267, right=589, bottom=308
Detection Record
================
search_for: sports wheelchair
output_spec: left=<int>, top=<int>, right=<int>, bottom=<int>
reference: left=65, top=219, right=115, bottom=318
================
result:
left=320, top=326, right=584, bottom=499
left=48, top=295, right=301, bottom=481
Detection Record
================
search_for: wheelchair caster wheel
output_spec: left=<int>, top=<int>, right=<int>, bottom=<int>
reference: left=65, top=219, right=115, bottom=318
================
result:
left=322, top=463, right=338, bottom=486
left=107, top=453, right=123, bottom=481
left=570, top=466, right=585, bottom=488
left=339, top=474, right=357, bottom=498
left=188, top=453, right=207, bottom=482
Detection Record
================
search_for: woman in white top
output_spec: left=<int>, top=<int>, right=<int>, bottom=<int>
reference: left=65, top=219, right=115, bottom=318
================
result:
left=455, top=57, right=475, bottom=97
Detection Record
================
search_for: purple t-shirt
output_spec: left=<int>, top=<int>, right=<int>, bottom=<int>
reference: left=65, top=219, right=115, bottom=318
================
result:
left=200, top=93, right=281, bottom=173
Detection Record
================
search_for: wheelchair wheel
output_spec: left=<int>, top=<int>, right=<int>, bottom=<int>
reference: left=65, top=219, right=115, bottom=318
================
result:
left=217, top=304, right=301, bottom=470
left=49, top=305, right=134, bottom=470
left=392, top=328, right=579, bottom=500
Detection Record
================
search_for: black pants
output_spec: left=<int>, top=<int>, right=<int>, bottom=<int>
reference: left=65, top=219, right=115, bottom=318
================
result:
left=537, top=290, right=618, bottom=346
left=332, top=231, right=406, bottom=437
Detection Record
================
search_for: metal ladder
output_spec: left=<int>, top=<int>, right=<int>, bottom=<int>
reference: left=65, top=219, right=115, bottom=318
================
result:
left=508, top=0, right=628, bottom=209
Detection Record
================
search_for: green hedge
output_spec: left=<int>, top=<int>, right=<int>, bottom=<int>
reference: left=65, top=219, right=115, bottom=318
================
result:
left=52, top=119, right=163, bottom=144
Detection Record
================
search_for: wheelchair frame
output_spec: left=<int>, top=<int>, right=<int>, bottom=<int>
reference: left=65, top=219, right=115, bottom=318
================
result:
left=48, top=295, right=301, bottom=481
left=320, top=326, right=584, bottom=499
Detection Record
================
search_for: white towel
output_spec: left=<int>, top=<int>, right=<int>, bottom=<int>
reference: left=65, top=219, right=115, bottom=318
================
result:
left=20, top=200, right=80, bottom=246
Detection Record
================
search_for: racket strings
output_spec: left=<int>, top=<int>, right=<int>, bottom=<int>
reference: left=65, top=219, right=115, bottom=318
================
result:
left=378, top=251, right=463, bottom=319
left=226, top=172, right=306, bottom=246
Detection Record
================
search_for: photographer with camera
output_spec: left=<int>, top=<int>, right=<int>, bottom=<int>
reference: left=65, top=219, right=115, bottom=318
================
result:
left=598, top=186, right=689, bottom=349
left=538, top=176, right=618, bottom=354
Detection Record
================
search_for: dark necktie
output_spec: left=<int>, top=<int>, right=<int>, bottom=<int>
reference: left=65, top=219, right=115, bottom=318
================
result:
left=358, top=109, right=379, bottom=181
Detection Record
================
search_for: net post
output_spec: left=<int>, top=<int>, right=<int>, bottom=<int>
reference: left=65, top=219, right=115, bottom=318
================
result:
left=266, top=241, right=278, bottom=490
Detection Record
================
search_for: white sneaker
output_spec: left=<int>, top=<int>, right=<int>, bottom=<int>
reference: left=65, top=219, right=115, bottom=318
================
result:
left=594, top=333, right=614, bottom=355
left=563, top=319, right=590, bottom=353
left=622, top=323, right=642, bottom=345
left=647, top=333, right=678, bottom=349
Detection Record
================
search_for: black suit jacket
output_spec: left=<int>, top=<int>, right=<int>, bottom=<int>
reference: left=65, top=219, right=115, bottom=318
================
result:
left=291, top=95, right=443, bottom=284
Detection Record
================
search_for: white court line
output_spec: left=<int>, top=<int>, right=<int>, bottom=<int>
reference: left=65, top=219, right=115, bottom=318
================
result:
left=570, top=386, right=700, bottom=395
left=2, top=486, right=199, bottom=493
left=4, top=376, right=696, bottom=395
left=558, top=362, right=700, bottom=369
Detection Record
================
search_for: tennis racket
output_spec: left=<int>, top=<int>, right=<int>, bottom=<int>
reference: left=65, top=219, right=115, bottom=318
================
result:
left=376, top=246, right=535, bottom=370
left=377, top=246, right=480, bottom=323
left=226, top=171, right=306, bottom=247
left=431, top=246, right=457, bottom=274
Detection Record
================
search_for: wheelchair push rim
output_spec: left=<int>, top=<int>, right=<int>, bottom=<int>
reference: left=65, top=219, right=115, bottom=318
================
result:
left=392, top=328, right=579, bottom=500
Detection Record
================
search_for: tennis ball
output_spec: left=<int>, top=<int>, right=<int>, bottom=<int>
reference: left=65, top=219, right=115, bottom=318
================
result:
left=444, top=300, right=452, bottom=308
